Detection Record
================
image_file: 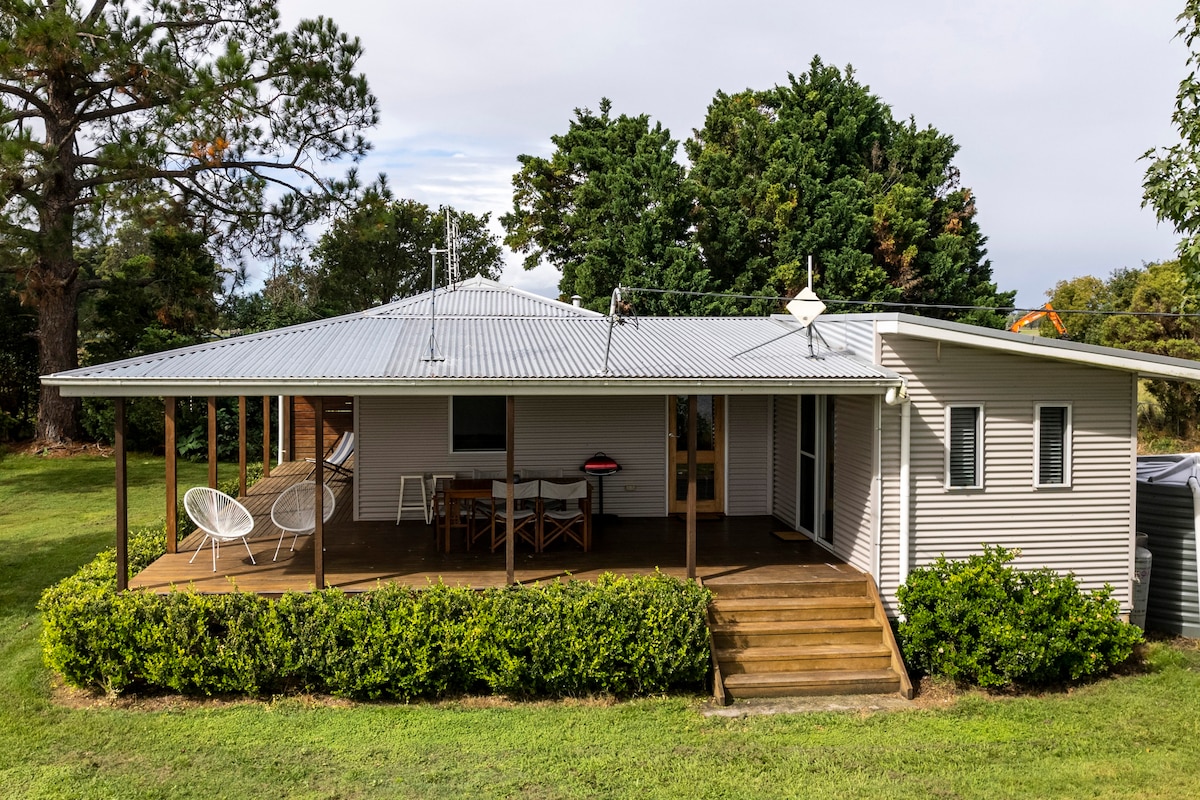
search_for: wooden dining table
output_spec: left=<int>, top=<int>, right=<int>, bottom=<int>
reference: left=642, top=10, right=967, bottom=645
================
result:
left=436, top=477, right=593, bottom=554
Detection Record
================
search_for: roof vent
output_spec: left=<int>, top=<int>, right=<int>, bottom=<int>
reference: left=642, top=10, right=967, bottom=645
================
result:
left=571, top=295, right=582, bottom=308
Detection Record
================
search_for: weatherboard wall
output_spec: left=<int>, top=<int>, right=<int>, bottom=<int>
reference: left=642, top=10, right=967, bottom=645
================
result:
left=771, top=396, right=799, bottom=527
left=726, top=395, right=770, bottom=516
left=355, top=395, right=668, bottom=521
left=876, top=334, right=1137, bottom=613
left=828, top=394, right=877, bottom=577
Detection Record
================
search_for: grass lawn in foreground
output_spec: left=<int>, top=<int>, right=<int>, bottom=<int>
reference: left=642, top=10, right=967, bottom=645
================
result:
left=2, top=451, right=1200, bottom=799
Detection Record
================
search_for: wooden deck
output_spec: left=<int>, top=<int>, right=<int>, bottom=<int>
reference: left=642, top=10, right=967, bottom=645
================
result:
left=130, top=462, right=861, bottom=595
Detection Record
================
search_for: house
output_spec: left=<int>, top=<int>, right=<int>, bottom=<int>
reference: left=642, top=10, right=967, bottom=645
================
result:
left=43, top=275, right=1200, bottom=619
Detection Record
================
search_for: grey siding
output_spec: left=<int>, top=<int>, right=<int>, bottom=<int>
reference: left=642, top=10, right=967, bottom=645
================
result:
left=772, top=396, right=798, bottom=526
left=1137, top=481, right=1200, bottom=637
left=878, top=335, right=1137, bottom=613
left=356, top=395, right=667, bottom=521
left=829, top=395, right=876, bottom=576
left=727, top=395, right=770, bottom=516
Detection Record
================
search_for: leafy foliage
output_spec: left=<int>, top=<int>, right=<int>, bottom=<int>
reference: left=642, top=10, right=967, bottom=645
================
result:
left=0, top=0, right=377, bottom=441
left=1047, top=260, right=1200, bottom=438
left=897, top=546, right=1141, bottom=688
left=40, top=530, right=713, bottom=699
left=1142, top=0, right=1200, bottom=277
left=686, top=57, right=1014, bottom=322
left=502, top=98, right=704, bottom=313
left=309, top=181, right=504, bottom=316
left=0, top=271, right=37, bottom=441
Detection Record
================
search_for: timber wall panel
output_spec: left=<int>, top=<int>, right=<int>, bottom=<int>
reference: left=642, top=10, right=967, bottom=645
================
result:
left=291, top=396, right=353, bottom=461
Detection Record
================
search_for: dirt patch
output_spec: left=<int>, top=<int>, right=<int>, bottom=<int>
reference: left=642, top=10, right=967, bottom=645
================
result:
left=9, top=440, right=113, bottom=458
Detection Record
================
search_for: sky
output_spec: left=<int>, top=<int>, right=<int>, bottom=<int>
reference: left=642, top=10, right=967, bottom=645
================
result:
left=278, top=0, right=1189, bottom=309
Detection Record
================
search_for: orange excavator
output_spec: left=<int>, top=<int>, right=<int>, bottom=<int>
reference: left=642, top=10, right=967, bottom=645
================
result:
left=1010, top=303, right=1069, bottom=339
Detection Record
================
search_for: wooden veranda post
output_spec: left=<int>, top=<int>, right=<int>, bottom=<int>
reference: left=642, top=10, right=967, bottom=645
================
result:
left=115, top=398, right=129, bottom=592
left=164, top=396, right=177, bottom=553
left=262, top=396, right=272, bottom=478
left=207, top=396, right=218, bottom=488
left=238, top=396, right=247, bottom=497
left=313, top=397, right=325, bottom=589
left=686, top=394, right=697, bottom=580
left=506, top=395, right=516, bottom=585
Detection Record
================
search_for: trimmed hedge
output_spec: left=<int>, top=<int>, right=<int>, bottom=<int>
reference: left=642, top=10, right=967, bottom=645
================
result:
left=896, top=545, right=1142, bottom=688
left=40, top=527, right=712, bottom=699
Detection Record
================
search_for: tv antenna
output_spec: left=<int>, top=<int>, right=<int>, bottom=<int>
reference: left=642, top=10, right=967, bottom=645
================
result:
left=422, top=207, right=462, bottom=362
left=732, top=255, right=829, bottom=359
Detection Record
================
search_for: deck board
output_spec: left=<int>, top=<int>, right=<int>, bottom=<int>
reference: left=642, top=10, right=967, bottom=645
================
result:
left=134, top=462, right=856, bottom=594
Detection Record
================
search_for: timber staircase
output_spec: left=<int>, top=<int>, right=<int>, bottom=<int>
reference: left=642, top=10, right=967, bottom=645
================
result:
left=707, top=572, right=914, bottom=702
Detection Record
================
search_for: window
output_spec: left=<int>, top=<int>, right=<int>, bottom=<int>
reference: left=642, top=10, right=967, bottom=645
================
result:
left=451, top=396, right=506, bottom=452
left=946, top=405, right=983, bottom=489
left=1035, top=404, right=1071, bottom=487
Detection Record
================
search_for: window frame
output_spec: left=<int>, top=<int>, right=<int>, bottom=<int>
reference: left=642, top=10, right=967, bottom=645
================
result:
left=1034, top=403, right=1072, bottom=489
left=944, top=404, right=984, bottom=490
left=449, top=396, right=508, bottom=453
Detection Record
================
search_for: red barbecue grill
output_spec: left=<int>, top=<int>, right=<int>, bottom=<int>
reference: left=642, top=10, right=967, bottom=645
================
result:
left=581, top=452, right=621, bottom=518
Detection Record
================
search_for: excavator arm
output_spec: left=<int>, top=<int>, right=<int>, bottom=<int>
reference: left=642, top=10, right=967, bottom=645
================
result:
left=1011, top=303, right=1068, bottom=338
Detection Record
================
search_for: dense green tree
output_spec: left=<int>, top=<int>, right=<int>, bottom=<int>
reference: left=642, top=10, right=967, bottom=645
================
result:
left=1049, top=261, right=1200, bottom=438
left=309, top=183, right=504, bottom=316
left=502, top=99, right=704, bottom=314
left=1143, top=1, right=1200, bottom=278
left=0, top=0, right=377, bottom=443
left=0, top=272, right=37, bottom=440
left=687, top=57, right=1014, bottom=322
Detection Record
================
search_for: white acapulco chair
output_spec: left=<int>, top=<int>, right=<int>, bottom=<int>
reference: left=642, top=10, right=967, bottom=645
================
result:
left=184, top=487, right=257, bottom=572
left=271, top=480, right=336, bottom=561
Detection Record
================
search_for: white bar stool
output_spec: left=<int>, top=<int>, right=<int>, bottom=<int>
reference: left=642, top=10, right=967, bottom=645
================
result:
left=396, top=474, right=428, bottom=524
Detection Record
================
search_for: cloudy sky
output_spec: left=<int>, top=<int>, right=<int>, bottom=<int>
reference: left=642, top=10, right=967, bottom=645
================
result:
left=279, top=0, right=1188, bottom=308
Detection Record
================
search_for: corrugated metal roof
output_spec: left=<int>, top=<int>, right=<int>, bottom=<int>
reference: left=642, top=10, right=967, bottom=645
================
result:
left=49, top=314, right=895, bottom=383
left=368, top=275, right=603, bottom=318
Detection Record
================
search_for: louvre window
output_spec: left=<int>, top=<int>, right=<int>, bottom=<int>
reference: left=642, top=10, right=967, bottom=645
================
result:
left=946, top=405, right=982, bottom=489
left=451, top=396, right=506, bottom=452
left=1035, top=404, right=1071, bottom=487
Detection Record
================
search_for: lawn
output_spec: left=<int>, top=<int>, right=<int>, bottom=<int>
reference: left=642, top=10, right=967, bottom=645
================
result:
left=2, top=450, right=1200, bottom=799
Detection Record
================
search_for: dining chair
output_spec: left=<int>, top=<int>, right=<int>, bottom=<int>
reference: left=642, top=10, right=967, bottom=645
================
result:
left=489, top=479, right=539, bottom=552
left=539, top=480, right=590, bottom=551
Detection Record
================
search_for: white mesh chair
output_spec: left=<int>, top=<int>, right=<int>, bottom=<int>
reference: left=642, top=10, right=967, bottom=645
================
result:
left=539, top=480, right=591, bottom=551
left=184, top=487, right=257, bottom=572
left=271, top=480, right=336, bottom=561
left=489, top=480, right=540, bottom=552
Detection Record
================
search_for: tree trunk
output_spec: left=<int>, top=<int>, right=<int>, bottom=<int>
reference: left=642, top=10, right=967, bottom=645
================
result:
left=32, top=72, right=82, bottom=444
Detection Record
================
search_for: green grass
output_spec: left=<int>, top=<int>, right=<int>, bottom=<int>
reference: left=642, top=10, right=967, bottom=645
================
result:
left=3, top=451, right=1200, bottom=799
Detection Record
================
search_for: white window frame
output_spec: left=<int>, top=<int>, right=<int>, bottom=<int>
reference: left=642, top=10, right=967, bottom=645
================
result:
left=1034, top=403, right=1072, bottom=489
left=944, top=404, right=984, bottom=490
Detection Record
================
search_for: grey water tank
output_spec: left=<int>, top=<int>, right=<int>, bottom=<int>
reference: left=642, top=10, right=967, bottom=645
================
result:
left=1136, top=455, right=1200, bottom=637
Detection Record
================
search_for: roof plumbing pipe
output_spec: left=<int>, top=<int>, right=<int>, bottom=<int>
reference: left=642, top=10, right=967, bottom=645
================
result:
left=886, top=383, right=912, bottom=589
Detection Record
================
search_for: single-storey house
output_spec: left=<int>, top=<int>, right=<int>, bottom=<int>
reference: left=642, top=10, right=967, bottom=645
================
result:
left=43, top=275, right=1200, bottom=619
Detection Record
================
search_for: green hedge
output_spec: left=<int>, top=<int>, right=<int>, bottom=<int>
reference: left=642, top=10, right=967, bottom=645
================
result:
left=896, top=545, right=1142, bottom=688
left=40, top=527, right=712, bottom=699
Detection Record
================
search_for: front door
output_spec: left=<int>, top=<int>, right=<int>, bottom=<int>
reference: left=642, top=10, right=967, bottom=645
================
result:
left=669, top=395, right=724, bottom=514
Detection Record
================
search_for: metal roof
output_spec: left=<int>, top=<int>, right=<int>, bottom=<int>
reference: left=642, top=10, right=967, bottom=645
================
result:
left=45, top=280, right=901, bottom=397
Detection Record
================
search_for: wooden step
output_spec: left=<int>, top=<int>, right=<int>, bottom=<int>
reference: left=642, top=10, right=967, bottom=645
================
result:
left=711, top=618, right=883, bottom=649
left=709, top=595, right=874, bottom=624
left=708, top=577, right=869, bottom=600
left=723, top=668, right=902, bottom=698
left=715, top=643, right=893, bottom=675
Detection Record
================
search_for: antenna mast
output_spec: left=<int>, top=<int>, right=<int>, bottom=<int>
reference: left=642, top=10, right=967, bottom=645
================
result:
left=422, top=207, right=461, bottom=363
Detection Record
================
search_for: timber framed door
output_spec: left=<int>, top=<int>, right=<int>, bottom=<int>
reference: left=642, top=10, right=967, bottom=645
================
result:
left=668, top=395, right=724, bottom=514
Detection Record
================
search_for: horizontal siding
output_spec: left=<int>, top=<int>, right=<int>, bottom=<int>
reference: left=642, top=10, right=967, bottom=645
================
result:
left=772, top=395, right=797, bottom=525
left=1137, top=482, right=1200, bottom=637
left=879, top=335, right=1136, bottom=612
left=829, top=395, right=876, bottom=576
left=356, top=395, right=667, bottom=521
left=726, top=395, right=769, bottom=516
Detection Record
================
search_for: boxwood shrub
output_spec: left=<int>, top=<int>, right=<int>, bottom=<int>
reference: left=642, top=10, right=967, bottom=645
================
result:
left=40, top=526, right=712, bottom=699
left=896, top=545, right=1142, bottom=688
